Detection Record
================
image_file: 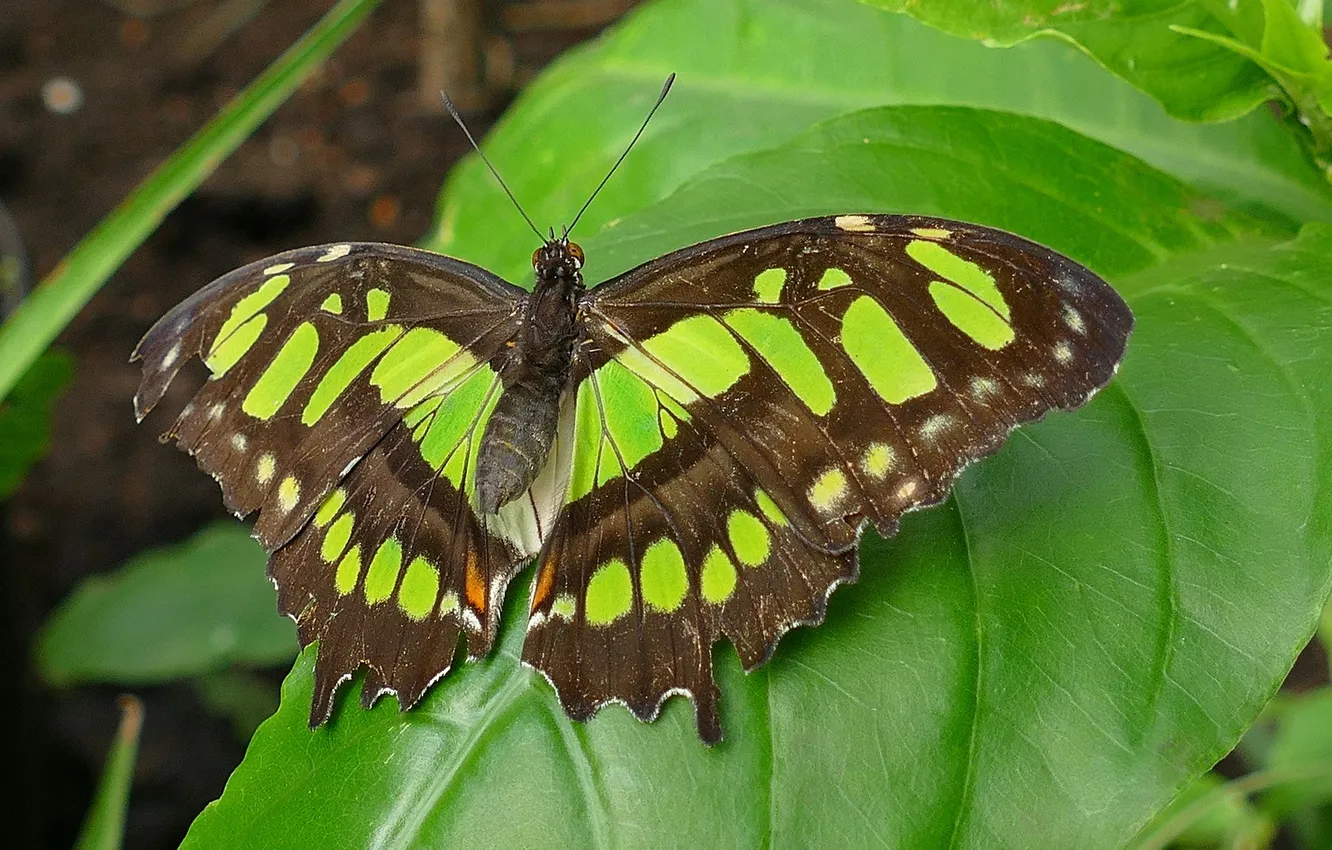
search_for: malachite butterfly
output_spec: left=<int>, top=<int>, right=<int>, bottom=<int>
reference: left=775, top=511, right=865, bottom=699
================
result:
left=133, top=88, right=1132, bottom=745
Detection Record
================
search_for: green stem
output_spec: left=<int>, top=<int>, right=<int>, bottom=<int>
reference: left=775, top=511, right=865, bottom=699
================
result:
left=0, top=0, right=382, bottom=401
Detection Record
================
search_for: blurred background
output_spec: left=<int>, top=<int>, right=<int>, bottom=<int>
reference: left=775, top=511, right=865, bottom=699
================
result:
left=5, top=1, right=1332, bottom=848
left=1, top=1, right=637, bottom=846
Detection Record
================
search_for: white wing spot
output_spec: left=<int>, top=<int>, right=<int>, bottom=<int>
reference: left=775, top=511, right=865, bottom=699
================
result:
left=1021, top=372, right=1046, bottom=389
left=256, top=452, right=276, bottom=485
left=919, top=413, right=953, bottom=441
left=231, top=433, right=248, bottom=452
left=161, top=343, right=181, bottom=370
left=969, top=376, right=999, bottom=399
left=317, top=244, right=352, bottom=263
left=896, top=480, right=919, bottom=500
left=209, top=403, right=226, bottom=421
left=264, top=262, right=295, bottom=275
left=1053, top=342, right=1074, bottom=364
left=834, top=215, right=875, bottom=233
left=1063, top=307, right=1086, bottom=335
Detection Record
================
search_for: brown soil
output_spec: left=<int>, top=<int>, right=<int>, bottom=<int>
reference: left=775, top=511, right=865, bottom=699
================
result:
left=0, top=1, right=613, bottom=846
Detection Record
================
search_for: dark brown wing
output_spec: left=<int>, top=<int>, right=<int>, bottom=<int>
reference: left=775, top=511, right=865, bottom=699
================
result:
left=134, top=242, right=534, bottom=722
left=522, top=214, right=1132, bottom=742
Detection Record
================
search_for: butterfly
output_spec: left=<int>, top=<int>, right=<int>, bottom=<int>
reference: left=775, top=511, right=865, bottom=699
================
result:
left=132, top=82, right=1132, bottom=745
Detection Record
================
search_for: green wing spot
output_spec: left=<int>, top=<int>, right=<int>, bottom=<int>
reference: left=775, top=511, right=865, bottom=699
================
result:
left=313, top=489, right=346, bottom=527
left=725, top=309, right=835, bottom=416
left=334, top=544, right=363, bottom=596
left=320, top=513, right=354, bottom=563
left=439, top=591, right=460, bottom=616
left=617, top=314, right=749, bottom=403
left=928, top=281, right=1015, bottom=350
left=597, top=360, right=662, bottom=469
left=204, top=314, right=266, bottom=377
left=841, top=296, right=936, bottom=403
left=910, top=227, right=952, bottom=239
left=862, top=443, right=896, bottom=478
left=640, top=538, right=689, bottom=613
left=242, top=321, right=320, bottom=420
left=567, top=378, right=603, bottom=503
left=754, top=489, right=788, bottom=527
left=551, top=594, right=577, bottom=620
left=398, top=556, right=440, bottom=620
left=727, top=510, right=770, bottom=568
left=817, top=267, right=852, bottom=291
left=302, top=326, right=405, bottom=426
left=370, top=327, right=476, bottom=408
left=366, top=288, right=391, bottom=322
left=412, top=367, right=499, bottom=489
left=701, top=546, right=738, bottom=604
left=213, top=273, right=290, bottom=351
left=809, top=468, right=849, bottom=513
left=907, top=240, right=1010, bottom=319
left=586, top=559, right=632, bottom=625
left=753, top=268, right=786, bottom=303
left=363, top=538, right=404, bottom=605
left=320, top=293, right=343, bottom=314
left=277, top=476, right=301, bottom=512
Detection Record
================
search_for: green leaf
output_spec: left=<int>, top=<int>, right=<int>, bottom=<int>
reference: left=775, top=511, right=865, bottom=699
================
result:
left=1260, top=687, right=1332, bottom=817
left=73, top=696, right=144, bottom=850
left=0, top=351, right=71, bottom=498
left=36, top=524, right=295, bottom=686
left=859, top=0, right=1280, bottom=122
left=178, top=106, right=1332, bottom=847
left=432, top=0, right=1328, bottom=288
left=0, top=0, right=381, bottom=403
left=1130, top=771, right=1276, bottom=849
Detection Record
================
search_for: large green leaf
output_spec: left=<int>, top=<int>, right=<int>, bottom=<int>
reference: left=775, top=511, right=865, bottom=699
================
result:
left=36, top=524, right=295, bottom=686
left=432, top=0, right=1327, bottom=286
left=860, top=0, right=1279, bottom=122
left=178, top=104, right=1331, bottom=847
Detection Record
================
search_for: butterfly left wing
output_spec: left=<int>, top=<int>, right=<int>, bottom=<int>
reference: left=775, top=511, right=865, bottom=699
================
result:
left=524, top=214, right=1133, bottom=742
left=134, top=242, right=537, bottom=723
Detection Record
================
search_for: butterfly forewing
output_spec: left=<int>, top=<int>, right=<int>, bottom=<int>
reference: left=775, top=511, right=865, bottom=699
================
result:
left=524, top=214, right=1132, bottom=741
left=133, top=242, right=532, bottom=722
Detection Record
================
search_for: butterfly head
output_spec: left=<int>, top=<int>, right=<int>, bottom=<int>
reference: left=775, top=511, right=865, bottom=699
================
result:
left=532, top=238, right=585, bottom=287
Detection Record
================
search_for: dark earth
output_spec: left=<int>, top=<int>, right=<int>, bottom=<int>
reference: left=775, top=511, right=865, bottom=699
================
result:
left=1, top=1, right=1326, bottom=848
left=1, top=1, right=630, bottom=846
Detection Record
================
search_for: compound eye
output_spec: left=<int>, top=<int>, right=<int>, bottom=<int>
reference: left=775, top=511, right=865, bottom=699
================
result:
left=532, top=247, right=543, bottom=268
left=567, top=241, right=584, bottom=266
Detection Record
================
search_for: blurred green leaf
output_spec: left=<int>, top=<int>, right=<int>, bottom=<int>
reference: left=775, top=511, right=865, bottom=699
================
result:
left=1261, top=688, right=1332, bottom=817
left=192, top=670, right=282, bottom=743
left=858, top=0, right=1280, bottom=121
left=73, top=696, right=143, bottom=850
left=178, top=99, right=1332, bottom=847
left=0, top=351, right=71, bottom=498
left=434, top=0, right=1328, bottom=288
left=1131, top=771, right=1276, bottom=849
left=0, top=0, right=380, bottom=403
left=37, top=524, right=295, bottom=686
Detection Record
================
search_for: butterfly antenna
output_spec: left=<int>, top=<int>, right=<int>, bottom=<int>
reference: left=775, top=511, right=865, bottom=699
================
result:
left=441, top=90, right=545, bottom=242
left=564, top=73, right=675, bottom=239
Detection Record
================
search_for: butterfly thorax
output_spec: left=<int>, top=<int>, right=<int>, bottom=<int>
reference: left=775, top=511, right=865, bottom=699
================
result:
left=474, top=238, right=586, bottom=514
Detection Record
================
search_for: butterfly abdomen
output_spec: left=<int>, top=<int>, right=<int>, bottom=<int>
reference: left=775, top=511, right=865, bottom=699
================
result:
left=476, top=377, right=562, bottom=514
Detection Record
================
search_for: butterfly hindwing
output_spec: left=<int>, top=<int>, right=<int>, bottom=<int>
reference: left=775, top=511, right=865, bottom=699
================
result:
left=133, top=242, right=534, bottom=722
left=524, top=214, right=1132, bottom=741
